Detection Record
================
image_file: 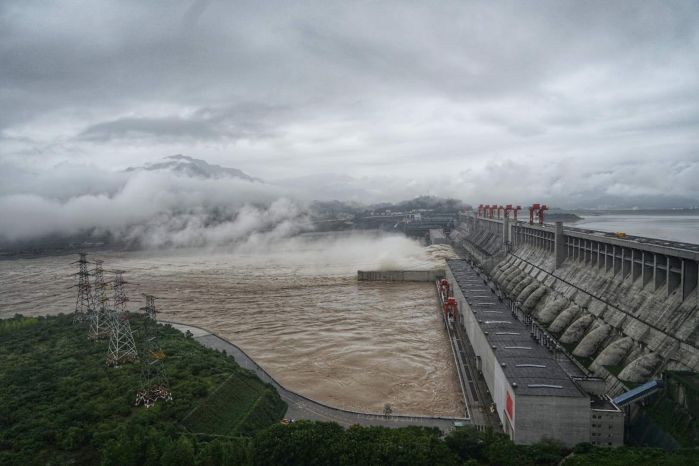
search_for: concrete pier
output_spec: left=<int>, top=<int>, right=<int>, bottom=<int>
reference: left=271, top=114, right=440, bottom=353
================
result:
left=357, top=270, right=445, bottom=282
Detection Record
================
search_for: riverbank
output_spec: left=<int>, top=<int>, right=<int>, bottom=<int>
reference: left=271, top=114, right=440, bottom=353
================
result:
left=163, top=320, right=468, bottom=432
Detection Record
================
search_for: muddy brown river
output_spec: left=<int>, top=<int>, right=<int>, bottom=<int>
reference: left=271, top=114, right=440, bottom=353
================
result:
left=0, top=232, right=464, bottom=416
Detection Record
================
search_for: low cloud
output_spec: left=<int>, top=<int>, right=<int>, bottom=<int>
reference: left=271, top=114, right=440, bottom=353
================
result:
left=0, top=165, right=308, bottom=247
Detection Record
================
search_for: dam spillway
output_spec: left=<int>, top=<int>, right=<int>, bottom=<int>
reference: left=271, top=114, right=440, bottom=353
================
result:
left=452, top=212, right=699, bottom=395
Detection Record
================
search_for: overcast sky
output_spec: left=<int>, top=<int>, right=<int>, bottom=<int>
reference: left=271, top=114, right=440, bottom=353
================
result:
left=1, top=0, right=699, bottom=207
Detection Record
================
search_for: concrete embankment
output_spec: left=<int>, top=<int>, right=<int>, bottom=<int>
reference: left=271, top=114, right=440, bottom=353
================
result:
left=357, top=270, right=445, bottom=282
left=162, top=320, right=468, bottom=432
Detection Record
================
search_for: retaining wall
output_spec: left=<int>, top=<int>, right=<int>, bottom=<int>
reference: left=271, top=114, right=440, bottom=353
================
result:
left=357, top=270, right=445, bottom=282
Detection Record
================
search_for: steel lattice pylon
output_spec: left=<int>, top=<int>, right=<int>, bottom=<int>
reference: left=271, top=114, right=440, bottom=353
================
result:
left=73, top=252, right=93, bottom=324
left=135, top=295, right=172, bottom=408
left=88, top=260, right=110, bottom=340
left=106, top=271, right=138, bottom=367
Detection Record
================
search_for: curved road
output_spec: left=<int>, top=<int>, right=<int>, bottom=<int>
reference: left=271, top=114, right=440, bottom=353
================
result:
left=162, top=320, right=469, bottom=433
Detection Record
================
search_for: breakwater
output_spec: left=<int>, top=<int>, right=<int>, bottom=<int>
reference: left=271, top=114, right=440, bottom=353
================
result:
left=357, top=270, right=445, bottom=282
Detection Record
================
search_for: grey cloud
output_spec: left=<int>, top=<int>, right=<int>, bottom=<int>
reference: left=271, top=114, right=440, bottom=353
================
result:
left=79, top=102, right=289, bottom=142
left=181, top=0, right=214, bottom=31
left=0, top=0, right=698, bottom=208
left=80, top=117, right=220, bottom=141
left=0, top=162, right=127, bottom=200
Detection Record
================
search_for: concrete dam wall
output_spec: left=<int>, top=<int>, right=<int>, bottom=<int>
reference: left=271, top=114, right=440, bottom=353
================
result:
left=357, top=270, right=445, bottom=282
left=453, top=215, right=699, bottom=395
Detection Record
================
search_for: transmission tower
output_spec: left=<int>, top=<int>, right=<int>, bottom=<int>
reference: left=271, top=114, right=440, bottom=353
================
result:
left=88, top=260, right=110, bottom=340
left=106, top=271, right=138, bottom=366
left=135, top=295, right=172, bottom=408
left=72, top=252, right=93, bottom=324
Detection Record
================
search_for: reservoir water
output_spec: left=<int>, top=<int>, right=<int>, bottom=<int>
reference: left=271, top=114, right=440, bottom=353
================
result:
left=573, top=214, right=699, bottom=244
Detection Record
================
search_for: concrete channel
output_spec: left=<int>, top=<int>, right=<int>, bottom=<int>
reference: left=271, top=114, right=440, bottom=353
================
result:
left=434, top=283, right=500, bottom=430
left=162, top=320, right=470, bottom=433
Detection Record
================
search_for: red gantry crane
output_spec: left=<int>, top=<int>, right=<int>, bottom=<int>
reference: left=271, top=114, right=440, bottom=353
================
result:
left=504, top=204, right=522, bottom=221
left=528, top=203, right=548, bottom=225
left=439, top=278, right=450, bottom=301
left=444, top=297, right=458, bottom=322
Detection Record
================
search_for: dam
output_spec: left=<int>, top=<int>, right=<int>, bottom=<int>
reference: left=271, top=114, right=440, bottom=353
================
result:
left=453, top=211, right=699, bottom=382
left=445, top=206, right=699, bottom=446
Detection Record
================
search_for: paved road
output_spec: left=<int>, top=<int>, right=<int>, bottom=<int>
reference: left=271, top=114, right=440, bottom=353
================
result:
left=163, top=321, right=469, bottom=433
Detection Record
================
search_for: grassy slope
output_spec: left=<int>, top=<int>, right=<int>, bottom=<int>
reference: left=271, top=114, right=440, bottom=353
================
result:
left=183, top=373, right=285, bottom=436
left=0, top=313, right=286, bottom=465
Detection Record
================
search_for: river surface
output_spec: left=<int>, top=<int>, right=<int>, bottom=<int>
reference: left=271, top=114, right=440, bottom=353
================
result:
left=574, top=214, right=699, bottom=244
left=0, top=232, right=464, bottom=417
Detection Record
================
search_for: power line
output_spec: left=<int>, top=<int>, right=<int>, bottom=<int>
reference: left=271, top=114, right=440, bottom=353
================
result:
left=135, top=295, right=172, bottom=408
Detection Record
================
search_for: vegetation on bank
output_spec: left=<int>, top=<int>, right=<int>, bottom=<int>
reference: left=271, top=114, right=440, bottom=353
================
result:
left=127, top=420, right=698, bottom=466
left=0, top=313, right=285, bottom=465
left=182, top=374, right=285, bottom=436
left=1, top=313, right=697, bottom=465
left=643, top=371, right=699, bottom=447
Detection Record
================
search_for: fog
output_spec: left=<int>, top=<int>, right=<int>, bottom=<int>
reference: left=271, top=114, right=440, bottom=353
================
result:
left=232, top=233, right=456, bottom=271
left=0, top=166, right=307, bottom=247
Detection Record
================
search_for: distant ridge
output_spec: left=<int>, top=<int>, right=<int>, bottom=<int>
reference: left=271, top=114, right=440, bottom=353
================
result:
left=126, top=154, right=261, bottom=182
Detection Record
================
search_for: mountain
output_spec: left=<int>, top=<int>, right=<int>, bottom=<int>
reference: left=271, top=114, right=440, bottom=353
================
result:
left=125, top=155, right=261, bottom=182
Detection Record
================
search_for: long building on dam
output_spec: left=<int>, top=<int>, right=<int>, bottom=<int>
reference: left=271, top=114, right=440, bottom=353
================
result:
left=445, top=259, right=624, bottom=446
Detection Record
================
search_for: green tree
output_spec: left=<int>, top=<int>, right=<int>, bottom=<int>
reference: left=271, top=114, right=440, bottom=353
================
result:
left=161, top=435, right=195, bottom=466
left=252, top=421, right=344, bottom=466
left=196, top=438, right=251, bottom=466
left=444, top=427, right=485, bottom=461
left=481, top=430, right=518, bottom=466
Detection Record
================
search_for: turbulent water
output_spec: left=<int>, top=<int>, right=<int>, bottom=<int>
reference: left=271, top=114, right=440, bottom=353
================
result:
left=0, top=232, right=464, bottom=417
left=574, top=214, right=699, bottom=244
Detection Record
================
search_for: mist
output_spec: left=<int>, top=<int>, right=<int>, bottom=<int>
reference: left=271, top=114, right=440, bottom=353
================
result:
left=0, top=165, right=308, bottom=248
left=229, top=231, right=455, bottom=272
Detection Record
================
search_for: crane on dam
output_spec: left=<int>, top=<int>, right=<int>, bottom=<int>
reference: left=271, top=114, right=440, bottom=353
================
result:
left=529, top=203, right=548, bottom=225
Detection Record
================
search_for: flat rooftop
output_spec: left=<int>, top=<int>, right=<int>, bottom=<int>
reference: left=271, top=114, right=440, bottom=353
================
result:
left=447, top=259, right=586, bottom=398
left=590, top=395, right=620, bottom=411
